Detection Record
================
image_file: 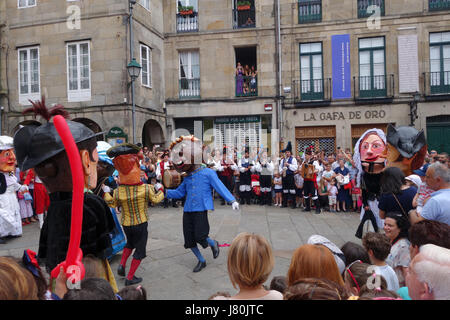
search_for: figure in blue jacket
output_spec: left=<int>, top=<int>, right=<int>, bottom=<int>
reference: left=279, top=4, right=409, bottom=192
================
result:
left=165, top=136, right=240, bottom=272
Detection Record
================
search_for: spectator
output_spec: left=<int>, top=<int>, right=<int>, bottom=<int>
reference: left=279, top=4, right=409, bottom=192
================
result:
left=212, top=232, right=283, bottom=300
left=358, top=282, right=401, bottom=300
left=405, top=174, right=421, bottom=189
left=429, top=150, right=438, bottom=163
left=321, top=162, right=336, bottom=187
left=117, top=284, right=147, bottom=300
left=287, top=244, right=344, bottom=287
left=340, top=241, right=371, bottom=265
left=328, top=178, right=338, bottom=213
left=63, top=278, right=117, bottom=300
left=410, top=162, right=450, bottom=225
left=317, top=178, right=329, bottom=211
left=269, top=276, right=287, bottom=294
left=0, top=256, right=38, bottom=300
left=273, top=171, right=283, bottom=206
left=378, top=167, right=417, bottom=220
left=411, top=164, right=433, bottom=214
left=408, top=220, right=450, bottom=260
left=362, top=232, right=400, bottom=291
left=383, top=212, right=411, bottom=287
left=343, top=260, right=373, bottom=296
left=334, top=159, right=351, bottom=212
left=307, top=235, right=346, bottom=275
left=294, top=168, right=304, bottom=208
left=283, top=278, right=350, bottom=300
left=405, top=244, right=450, bottom=300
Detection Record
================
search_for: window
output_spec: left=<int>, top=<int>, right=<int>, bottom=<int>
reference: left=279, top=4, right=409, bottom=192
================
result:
left=18, top=0, right=36, bottom=8
left=233, top=0, right=256, bottom=29
left=358, top=37, right=386, bottom=97
left=140, top=44, right=152, bottom=88
left=300, top=42, right=323, bottom=100
left=177, top=0, right=198, bottom=32
left=357, top=0, right=385, bottom=18
left=66, top=41, right=91, bottom=102
left=18, top=46, right=40, bottom=105
left=140, top=0, right=150, bottom=11
left=179, top=50, right=200, bottom=98
left=429, top=32, right=450, bottom=94
left=298, top=0, right=322, bottom=24
left=429, top=0, right=450, bottom=11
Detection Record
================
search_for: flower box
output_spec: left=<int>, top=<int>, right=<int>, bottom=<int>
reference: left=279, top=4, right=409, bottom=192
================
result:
left=237, top=5, right=251, bottom=11
left=179, top=9, right=194, bottom=15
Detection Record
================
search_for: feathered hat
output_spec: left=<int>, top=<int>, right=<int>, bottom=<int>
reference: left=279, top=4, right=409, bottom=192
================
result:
left=281, top=141, right=292, bottom=153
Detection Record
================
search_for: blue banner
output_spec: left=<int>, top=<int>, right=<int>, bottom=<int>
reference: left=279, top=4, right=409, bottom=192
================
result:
left=332, top=34, right=351, bottom=99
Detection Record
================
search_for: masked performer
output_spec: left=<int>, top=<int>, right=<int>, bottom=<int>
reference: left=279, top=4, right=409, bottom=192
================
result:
left=299, top=146, right=320, bottom=213
left=353, top=128, right=387, bottom=239
left=23, top=169, right=50, bottom=229
left=156, top=150, right=178, bottom=208
left=254, top=148, right=274, bottom=206
left=0, top=136, right=28, bottom=244
left=165, top=136, right=240, bottom=273
left=13, top=99, right=115, bottom=289
left=383, top=124, right=427, bottom=176
left=280, top=142, right=298, bottom=209
left=103, top=143, right=164, bottom=285
left=238, top=147, right=255, bottom=205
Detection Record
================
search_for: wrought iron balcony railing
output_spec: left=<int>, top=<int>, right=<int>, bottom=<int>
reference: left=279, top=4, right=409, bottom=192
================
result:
left=354, top=74, right=394, bottom=99
left=179, top=78, right=200, bottom=99
left=293, top=78, right=331, bottom=102
left=236, top=75, right=258, bottom=97
left=357, top=0, right=385, bottom=18
left=423, top=71, right=450, bottom=95
left=298, top=0, right=322, bottom=24
left=233, top=8, right=256, bottom=29
left=176, top=12, right=199, bottom=33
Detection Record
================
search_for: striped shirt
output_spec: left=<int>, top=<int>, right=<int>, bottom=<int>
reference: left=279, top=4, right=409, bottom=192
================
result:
left=104, top=183, right=164, bottom=227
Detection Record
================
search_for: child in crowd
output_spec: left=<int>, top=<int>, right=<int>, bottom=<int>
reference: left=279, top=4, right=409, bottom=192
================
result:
left=412, top=165, right=434, bottom=214
left=117, top=284, right=147, bottom=300
left=318, top=178, right=329, bottom=211
left=273, top=171, right=283, bottom=207
left=362, top=232, right=400, bottom=292
left=270, top=276, right=287, bottom=294
left=249, top=71, right=257, bottom=94
left=294, top=170, right=304, bottom=208
left=340, top=241, right=371, bottom=265
left=328, top=178, right=338, bottom=212
left=350, top=178, right=361, bottom=212
left=343, top=260, right=374, bottom=296
left=18, top=189, right=34, bottom=226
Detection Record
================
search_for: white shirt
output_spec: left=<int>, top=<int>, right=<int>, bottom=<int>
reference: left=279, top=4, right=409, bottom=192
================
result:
left=279, top=156, right=298, bottom=174
left=374, top=265, right=400, bottom=292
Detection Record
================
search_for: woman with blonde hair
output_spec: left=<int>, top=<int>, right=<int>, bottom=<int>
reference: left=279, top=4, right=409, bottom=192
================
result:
left=287, top=244, right=345, bottom=286
left=212, top=232, right=283, bottom=300
left=0, top=257, right=38, bottom=300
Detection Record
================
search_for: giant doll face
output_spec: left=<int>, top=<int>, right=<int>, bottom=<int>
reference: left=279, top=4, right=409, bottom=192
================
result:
left=359, top=133, right=386, bottom=174
left=170, top=137, right=203, bottom=174
left=0, top=148, right=17, bottom=173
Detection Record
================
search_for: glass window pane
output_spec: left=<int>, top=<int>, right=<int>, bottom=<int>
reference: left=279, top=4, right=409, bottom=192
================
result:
left=430, top=46, right=441, bottom=60
left=430, top=33, right=442, bottom=44
left=359, top=51, right=370, bottom=65
left=19, top=0, right=27, bottom=7
left=300, top=44, right=311, bottom=53
left=442, top=32, right=450, bottom=43
left=28, top=0, right=36, bottom=5
left=359, top=38, right=372, bottom=49
left=371, top=37, right=384, bottom=47
left=310, top=43, right=322, bottom=53
left=373, top=50, right=384, bottom=64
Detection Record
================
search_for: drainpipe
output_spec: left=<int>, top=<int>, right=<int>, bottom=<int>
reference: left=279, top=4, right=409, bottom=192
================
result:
left=275, top=0, right=283, bottom=148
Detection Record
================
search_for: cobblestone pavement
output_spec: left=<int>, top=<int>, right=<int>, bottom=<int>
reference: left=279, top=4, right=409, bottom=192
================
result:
left=0, top=201, right=364, bottom=300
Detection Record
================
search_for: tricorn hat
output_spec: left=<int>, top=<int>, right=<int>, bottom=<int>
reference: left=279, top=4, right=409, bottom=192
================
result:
left=281, top=141, right=292, bottom=153
left=106, top=143, right=141, bottom=159
left=386, top=124, right=426, bottom=159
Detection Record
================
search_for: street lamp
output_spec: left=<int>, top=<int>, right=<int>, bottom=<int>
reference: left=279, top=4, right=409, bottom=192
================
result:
left=409, top=91, right=421, bottom=127
left=127, top=58, right=142, bottom=145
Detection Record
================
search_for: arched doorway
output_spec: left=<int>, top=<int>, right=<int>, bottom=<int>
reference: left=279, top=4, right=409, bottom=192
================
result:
left=142, top=119, right=164, bottom=149
left=11, top=120, right=42, bottom=135
left=72, top=118, right=104, bottom=141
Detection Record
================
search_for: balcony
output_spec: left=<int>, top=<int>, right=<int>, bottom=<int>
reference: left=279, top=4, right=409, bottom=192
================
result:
left=179, top=78, right=200, bottom=99
left=176, top=11, right=199, bottom=33
left=298, top=0, right=322, bottom=24
left=358, top=0, right=385, bottom=18
left=423, top=71, right=450, bottom=98
left=293, top=78, right=331, bottom=106
left=236, top=75, right=258, bottom=97
left=233, top=6, right=255, bottom=29
left=429, top=0, right=450, bottom=11
left=354, top=74, right=394, bottom=101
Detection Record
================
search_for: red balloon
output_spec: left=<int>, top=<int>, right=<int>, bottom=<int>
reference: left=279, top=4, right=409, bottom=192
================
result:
left=50, top=116, right=85, bottom=282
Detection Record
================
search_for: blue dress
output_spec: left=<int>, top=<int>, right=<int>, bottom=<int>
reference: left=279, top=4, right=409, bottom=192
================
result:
left=334, top=166, right=351, bottom=203
left=236, top=69, right=244, bottom=94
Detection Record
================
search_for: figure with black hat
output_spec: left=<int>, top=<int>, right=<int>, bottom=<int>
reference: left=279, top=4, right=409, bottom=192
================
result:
left=13, top=98, right=116, bottom=287
left=214, top=147, right=236, bottom=205
left=279, top=142, right=298, bottom=208
left=156, top=150, right=178, bottom=208
left=103, top=143, right=164, bottom=285
left=299, top=146, right=321, bottom=213
left=0, top=136, right=28, bottom=244
left=254, top=148, right=274, bottom=206
left=238, top=146, right=255, bottom=205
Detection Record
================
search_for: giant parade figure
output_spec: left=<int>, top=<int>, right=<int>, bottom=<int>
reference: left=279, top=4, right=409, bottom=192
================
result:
left=13, top=98, right=116, bottom=289
left=164, top=135, right=240, bottom=273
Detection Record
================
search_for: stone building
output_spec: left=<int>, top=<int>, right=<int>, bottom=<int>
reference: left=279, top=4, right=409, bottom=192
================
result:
left=0, top=0, right=167, bottom=148
left=280, top=0, right=450, bottom=154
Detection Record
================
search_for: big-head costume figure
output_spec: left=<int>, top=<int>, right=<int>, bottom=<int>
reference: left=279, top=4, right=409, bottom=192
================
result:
left=165, top=135, right=239, bottom=273
left=383, top=124, right=427, bottom=176
left=13, top=99, right=115, bottom=283
left=103, top=143, right=164, bottom=286
left=0, top=136, right=27, bottom=243
left=353, top=128, right=387, bottom=238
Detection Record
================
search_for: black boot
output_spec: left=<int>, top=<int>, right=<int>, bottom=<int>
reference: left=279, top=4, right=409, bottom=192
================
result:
left=265, top=192, right=272, bottom=206
left=290, top=194, right=296, bottom=209
left=211, top=240, right=220, bottom=259
left=246, top=192, right=251, bottom=205
left=314, top=199, right=321, bottom=214
left=240, top=193, right=246, bottom=205
left=282, top=194, right=288, bottom=207
left=260, top=194, right=265, bottom=205
left=117, top=264, right=125, bottom=277
left=303, top=198, right=311, bottom=211
left=193, top=261, right=206, bottom=273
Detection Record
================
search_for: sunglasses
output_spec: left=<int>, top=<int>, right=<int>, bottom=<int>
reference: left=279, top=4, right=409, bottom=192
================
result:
left=345, top=260, right=362, bottom=292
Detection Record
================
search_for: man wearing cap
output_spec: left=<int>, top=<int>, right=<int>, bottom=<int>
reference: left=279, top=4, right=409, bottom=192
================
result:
left=13, top=100, right=115, bottom=280
left=0, top=136, right=28, bottom=244
left=103, top=143, right=164, bottom=285
left=279, top=142, right=298, bottom=209
left=299, top=147, right=320, bottom=213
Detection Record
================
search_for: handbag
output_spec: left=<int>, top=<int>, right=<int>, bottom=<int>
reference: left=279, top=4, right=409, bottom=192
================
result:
left=24, top=192, right=33, bottom=201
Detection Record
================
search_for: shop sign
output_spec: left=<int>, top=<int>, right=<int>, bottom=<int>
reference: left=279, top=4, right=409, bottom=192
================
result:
left=303, top=110, right=386, bottom=122
left=214, top=115, right=260, bottom=124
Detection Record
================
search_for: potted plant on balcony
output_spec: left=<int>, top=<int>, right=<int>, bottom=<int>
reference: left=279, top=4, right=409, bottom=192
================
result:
left=237, top=1, right=251, bottom=11
left=179, top=5, right=194, bottom=15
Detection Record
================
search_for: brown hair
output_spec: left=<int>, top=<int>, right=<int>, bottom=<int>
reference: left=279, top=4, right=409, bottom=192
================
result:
left=343, top=262, right=373, bottom=293
left=358, top=279, right=399, bottom=300
left=287, top=244, right=344, bottom=286
left=362, top=232, right=391, bottom=261
left=227, top=232, right=274, bottom=289
left=284, top=278, right=350, bottom=300
left=117, top=284, right=147, bottom=300
left=0, top=257, right=38, bottom=300
left=409, top=220, right=450, bottom=249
